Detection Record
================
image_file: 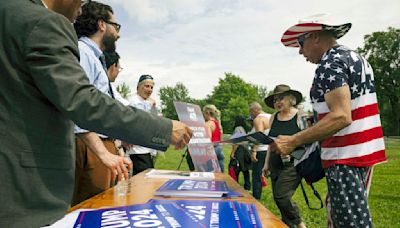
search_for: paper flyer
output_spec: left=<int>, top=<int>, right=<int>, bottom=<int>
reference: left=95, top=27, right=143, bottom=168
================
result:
left=145, top=169, right=215, bottom=180
left=220, top=131, right=275, bottom=145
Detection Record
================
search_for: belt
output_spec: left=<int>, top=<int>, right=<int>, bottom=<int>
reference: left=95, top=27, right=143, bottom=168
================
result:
left=100, top=137, right=115, bottom=142
left=74, top=134, right=115, bottom=142
left=282, top=157, right=295, bottom=167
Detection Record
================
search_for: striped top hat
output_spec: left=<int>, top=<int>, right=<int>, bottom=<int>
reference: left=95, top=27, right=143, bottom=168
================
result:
left=281, top=14, right=352, bottom=47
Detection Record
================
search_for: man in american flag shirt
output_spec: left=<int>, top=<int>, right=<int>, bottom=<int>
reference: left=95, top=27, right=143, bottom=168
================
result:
left=272, top=14, right=387, bottom=227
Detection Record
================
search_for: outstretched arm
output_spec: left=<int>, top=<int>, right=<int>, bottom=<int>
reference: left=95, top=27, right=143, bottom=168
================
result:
left=271, top=85, right=352, bottom=155
left=77, top=132, right=133, bottom=181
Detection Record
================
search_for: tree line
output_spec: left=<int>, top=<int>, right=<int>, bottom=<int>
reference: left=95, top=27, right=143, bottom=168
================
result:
left=358, top=27, right=399, bottom=136
left=158, top=73, right=275, bottom=134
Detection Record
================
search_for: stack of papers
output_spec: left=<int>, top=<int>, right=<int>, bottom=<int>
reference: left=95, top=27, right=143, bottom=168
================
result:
left=155, top=179, right=229, bottom=198
left=145, top=169, right=214, bottom=180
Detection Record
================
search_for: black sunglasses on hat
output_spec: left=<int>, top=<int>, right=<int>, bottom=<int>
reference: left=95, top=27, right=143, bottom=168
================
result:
left=297, top=33, right=312, bottom=47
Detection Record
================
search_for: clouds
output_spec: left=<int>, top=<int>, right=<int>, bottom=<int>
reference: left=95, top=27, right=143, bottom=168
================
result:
left=106, top=0, right=240, bottom=26
left=103, top=0, right=399, bottom=111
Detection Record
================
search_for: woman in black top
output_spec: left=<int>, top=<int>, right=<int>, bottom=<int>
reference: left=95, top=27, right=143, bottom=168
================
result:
left=262, top=85, right=306, bottom=228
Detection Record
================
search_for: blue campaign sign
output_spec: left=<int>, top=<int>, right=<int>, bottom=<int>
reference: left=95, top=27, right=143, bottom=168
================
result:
left=73, top=203, right=199, bottom=228
left=155, top=179, right=229, bottom=198
left=148, top=199, right=261, bottom=228
left=158, top=179, right=228, bottom=192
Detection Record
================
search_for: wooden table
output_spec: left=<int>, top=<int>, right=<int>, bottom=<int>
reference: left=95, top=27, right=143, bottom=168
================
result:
left=69, top=170, right=287, bottom=227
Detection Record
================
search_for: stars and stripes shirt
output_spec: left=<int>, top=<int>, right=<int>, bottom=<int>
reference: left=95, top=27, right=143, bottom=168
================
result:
left=310, top=45, right=386, bottom=168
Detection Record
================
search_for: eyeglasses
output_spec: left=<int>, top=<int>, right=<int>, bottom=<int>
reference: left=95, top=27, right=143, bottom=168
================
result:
left=81, top=0, right=91, bottom=6
left=273, top=94, right=286, bottom=103
left=297, top=33, right=312, bottom=47
left=105, top=21, right=121, bottom=32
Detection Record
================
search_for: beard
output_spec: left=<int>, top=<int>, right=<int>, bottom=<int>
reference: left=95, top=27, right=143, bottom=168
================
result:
left=102, top=31, right=117, bottom=52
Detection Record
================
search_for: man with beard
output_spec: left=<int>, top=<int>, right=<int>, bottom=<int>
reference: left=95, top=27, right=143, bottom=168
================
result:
left=71, top=1, right=129, bottom=206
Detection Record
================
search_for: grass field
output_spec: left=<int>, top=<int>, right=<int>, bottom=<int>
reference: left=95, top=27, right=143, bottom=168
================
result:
left=155, top=137, right=399, bottom=228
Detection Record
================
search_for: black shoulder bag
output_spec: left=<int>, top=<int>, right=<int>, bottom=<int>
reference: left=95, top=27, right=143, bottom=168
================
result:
left=292, top=145, right=325, bottom=210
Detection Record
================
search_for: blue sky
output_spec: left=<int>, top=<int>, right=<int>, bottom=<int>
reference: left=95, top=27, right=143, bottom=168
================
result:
left=103, top=0, right=399, bottom=111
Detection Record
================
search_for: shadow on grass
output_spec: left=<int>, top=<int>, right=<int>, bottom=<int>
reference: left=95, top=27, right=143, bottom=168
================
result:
left=370, top=194, right=400, bottom=201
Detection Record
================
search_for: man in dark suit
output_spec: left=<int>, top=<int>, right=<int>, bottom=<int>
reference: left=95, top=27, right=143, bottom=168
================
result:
left=0, top=0, right=192, bottom=227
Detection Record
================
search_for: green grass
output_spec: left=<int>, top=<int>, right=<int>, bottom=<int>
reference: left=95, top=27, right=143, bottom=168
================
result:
left=154, top=138, right=400, bottom=227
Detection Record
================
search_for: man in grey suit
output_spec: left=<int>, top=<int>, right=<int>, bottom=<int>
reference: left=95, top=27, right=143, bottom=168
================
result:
left=0, top=0, right=192, bottom=227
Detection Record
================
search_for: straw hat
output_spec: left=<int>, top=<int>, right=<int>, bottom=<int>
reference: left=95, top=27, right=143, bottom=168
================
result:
left=281, top=14, right=352, bottom=47
left=264, top=84, right=303, bottom=108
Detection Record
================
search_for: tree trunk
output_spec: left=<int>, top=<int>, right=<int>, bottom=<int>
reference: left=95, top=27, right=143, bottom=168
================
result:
left=389, top=97, right=400, bottom=136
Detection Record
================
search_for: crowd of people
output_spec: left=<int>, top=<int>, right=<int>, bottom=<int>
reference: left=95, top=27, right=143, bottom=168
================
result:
left=0, top=1, right=387, bottom=228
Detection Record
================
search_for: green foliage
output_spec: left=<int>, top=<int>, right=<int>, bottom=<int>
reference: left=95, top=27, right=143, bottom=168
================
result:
left=358, top=27, right=400, bottom=135
left=206, top=73, right=260, bottom=133
left=223, top=96, right=250, bottom=131
left=156, top=138, right=400, bottom=228
left=159, top=82, right=192, bottom=120
left=116, top=82, right=131, bottom=99
left=158, top=73, right=273, bottom=132
left=252, top=84, right=275, bottom=114
left=190, top=98, right=207, bottom=108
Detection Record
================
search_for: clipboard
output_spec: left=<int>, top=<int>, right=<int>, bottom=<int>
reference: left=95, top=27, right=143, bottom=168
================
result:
left=221, top=131, right=275, bottom=145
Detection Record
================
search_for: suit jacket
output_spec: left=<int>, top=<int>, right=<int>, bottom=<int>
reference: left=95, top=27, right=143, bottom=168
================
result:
left=0, top=1, right=172, bottom=227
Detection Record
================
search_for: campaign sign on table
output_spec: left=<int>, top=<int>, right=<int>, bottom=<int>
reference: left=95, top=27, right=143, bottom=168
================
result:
left=155, top=179, right=229, bottom=198
left=73, top=203, right=198, bottom=228
left=148, top=199, right=263, bottom=228
left=174, top=101, right=221, bottom=172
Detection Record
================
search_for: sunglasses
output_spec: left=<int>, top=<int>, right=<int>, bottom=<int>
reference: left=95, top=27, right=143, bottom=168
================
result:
left=297, top=33, right=312, bottom=47
left=105, top=21, right=121, bottom=32
left=273, top=94, right=286, bottom=103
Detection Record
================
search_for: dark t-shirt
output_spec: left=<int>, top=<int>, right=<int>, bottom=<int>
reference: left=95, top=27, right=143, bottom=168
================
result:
left=268, top=113, right=301, bottom=176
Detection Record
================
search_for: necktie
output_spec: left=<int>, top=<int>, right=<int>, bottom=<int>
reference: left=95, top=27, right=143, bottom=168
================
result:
left=108, top=82, right=115, bottom=99
left=99, top=55, right=115, bottom=99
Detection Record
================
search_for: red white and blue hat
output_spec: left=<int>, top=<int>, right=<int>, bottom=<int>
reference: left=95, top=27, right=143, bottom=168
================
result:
left=281, top=14, right=352, bottom=47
